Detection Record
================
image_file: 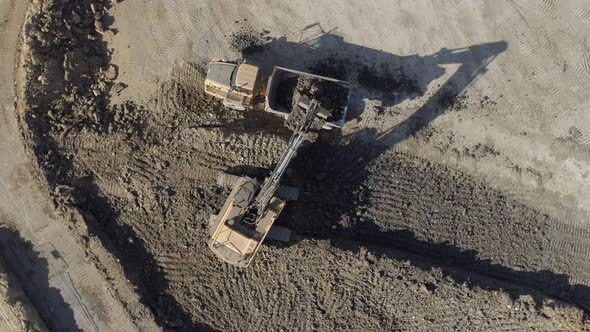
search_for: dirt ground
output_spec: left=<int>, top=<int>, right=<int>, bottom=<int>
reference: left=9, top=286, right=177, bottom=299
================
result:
left=5, top=0, right=590, bottom=330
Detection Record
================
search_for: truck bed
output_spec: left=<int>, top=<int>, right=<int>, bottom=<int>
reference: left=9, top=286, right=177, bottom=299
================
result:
left=265, top=66, right=351, bottom=128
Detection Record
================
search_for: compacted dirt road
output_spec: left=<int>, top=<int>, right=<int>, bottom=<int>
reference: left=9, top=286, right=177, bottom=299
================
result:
left=3, top=0, right=590, bottom=330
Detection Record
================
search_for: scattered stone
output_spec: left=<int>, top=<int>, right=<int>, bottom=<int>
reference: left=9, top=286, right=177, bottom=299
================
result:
left=111, top=82, right=127, bottom=94
left=71, top=12, right=81, bottom=24
left=104, top=65, right=117, bottom=80
left=229, top=30, right=264, bottom=55
left=95, top=20, right=104, bottom=33
left=437, top=87, right=469, bottom=112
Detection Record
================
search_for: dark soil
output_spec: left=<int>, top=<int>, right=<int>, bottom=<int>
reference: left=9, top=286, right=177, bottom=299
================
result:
left=228, top=30, right=264, bottom=55
left=357, top=65, right=422, bottom=102
left=277, top=74, right=349, bottom=129
left=436, top=87, right=469, bottom=111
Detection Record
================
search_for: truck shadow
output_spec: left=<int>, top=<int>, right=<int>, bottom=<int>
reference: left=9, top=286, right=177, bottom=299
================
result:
left=252, top=31, right=590, bottom=314
left=0, top=226, right=80, bottom=331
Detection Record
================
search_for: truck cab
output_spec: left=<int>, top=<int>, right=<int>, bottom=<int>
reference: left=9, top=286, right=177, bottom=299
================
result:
left=204, top=60, right=260, bottom=110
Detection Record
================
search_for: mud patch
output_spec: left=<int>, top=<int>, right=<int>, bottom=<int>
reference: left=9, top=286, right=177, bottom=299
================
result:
left=436, top=87, right=469, bottom=111
left=229, top=30, right=264, bottom=55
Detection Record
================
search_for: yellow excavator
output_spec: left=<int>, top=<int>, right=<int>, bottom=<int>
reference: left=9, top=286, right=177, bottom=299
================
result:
left=207, top=96, right=327, bottom=267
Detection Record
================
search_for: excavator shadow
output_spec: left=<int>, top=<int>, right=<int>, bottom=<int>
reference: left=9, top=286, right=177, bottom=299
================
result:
left=243, top=26, right=507, bottom=119
left=248, top=29, right=589, bottom=315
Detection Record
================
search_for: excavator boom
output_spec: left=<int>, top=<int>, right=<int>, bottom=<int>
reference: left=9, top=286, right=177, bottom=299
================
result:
left=253, top=98, right=320, bottom=216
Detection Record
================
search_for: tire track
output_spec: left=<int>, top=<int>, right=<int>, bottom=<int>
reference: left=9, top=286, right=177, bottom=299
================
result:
left=580, top=51, right=590, bottom=73
left=575, top=6, right=590, bottom=24
left=289, top=145, right=590, bottom=312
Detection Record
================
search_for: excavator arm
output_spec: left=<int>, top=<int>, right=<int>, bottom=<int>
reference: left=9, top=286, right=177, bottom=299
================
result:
left=252, top=97, right=322, bottom=219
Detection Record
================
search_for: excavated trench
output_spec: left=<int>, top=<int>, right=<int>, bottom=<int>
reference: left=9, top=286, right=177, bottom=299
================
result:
left=13, top=0, right=590, bottom=330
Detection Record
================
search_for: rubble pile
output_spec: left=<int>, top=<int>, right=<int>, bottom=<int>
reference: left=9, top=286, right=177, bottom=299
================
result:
left=23, top=0, right=137, bottom=135
left=229, top=31, right=264, bottom=55
left=279, top=75, right=349, bottom=130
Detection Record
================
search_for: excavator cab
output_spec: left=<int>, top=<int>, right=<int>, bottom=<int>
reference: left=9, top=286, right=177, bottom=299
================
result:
left=208, top=177, right=286, bottom=267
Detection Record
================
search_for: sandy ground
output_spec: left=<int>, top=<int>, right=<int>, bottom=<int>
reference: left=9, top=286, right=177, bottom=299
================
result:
left=5, top=0, right=590, bottom=330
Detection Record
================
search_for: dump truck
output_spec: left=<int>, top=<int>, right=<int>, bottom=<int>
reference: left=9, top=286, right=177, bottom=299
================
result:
left=207, top=96, right=329, bottom=267
left=204, top=60, right=350, bottom=128
left=265, top=66, right=350, bottom=129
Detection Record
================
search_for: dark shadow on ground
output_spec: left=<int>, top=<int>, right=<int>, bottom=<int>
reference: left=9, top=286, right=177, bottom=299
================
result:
left=296, top=206, right=590, bottom=313
left=0, top=227, right=79, bottom=331
left=244, top=25, right=506, bottom=119
left=283, top=129, right=590, bottom=312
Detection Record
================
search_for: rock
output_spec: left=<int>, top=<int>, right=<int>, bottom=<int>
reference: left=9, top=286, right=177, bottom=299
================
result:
left=418, top=284, right=431, bottom=295
left=94, top=20, right=104, bottom=33
left=88, top=56, right=105, bottom=66
left=111, top=82, right=127, bottom=94
left=71, top=12, right=81, bottom=24
left=104, top=65, right=117, bottom=80
left=102, top=30, right=115, bottom=38
left=83, top=18, right=94, bottom=27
